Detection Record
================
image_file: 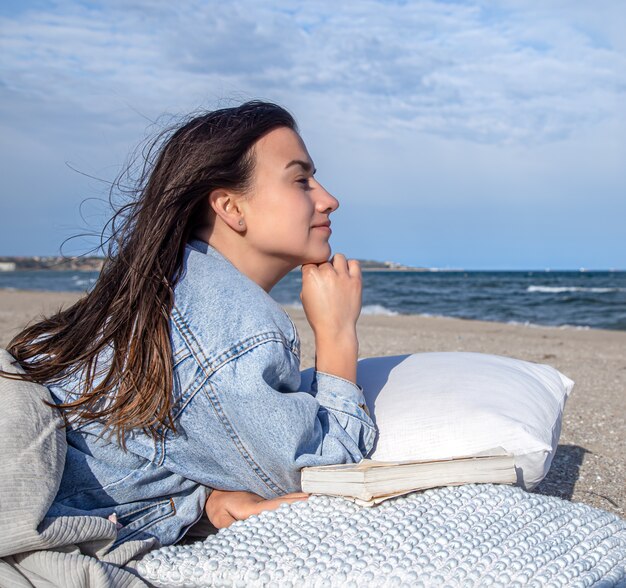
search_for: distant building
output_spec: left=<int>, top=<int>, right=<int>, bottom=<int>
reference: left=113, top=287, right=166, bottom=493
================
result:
left=0, top=262, right=16, bottom=272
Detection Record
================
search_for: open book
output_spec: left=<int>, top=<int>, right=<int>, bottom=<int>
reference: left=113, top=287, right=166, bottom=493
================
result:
left=301, top=449, right=517, bottom=506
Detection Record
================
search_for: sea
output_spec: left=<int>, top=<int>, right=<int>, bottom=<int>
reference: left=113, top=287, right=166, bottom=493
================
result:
left=1, top=269, right=625, bottom=331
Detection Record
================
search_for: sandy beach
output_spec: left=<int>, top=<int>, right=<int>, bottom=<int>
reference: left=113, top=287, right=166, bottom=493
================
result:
left=1, top=289, right=624, bottom=519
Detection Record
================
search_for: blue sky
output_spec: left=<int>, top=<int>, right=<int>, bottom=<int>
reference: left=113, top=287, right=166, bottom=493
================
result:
left=1, top=1, right=625, bottom=269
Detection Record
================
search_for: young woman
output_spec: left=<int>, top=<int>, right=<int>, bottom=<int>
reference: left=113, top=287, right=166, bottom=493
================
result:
left=5, top=101, right=377, bottom=546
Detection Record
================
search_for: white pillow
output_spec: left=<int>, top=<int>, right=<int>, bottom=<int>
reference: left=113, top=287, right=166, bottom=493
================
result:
left=302, top=352, right=574, bottom=490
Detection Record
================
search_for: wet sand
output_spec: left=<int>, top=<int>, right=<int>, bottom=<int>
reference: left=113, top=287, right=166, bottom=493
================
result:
left=1, top=289, right=624, bottom=518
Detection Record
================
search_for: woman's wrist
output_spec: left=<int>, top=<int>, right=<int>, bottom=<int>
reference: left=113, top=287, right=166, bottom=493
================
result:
left=314, top=331, right=359, bottom=384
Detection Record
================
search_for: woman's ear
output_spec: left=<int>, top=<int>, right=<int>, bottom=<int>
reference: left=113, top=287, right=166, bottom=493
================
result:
left=209, top=189, right=246, bottom=232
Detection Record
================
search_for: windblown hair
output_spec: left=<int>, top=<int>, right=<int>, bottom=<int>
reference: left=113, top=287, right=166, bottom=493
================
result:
left=2, top=100, right=297, bottom=444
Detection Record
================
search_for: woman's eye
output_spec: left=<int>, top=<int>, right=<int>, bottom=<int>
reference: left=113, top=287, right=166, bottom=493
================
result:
left=297, top=178, right=313, bottom=190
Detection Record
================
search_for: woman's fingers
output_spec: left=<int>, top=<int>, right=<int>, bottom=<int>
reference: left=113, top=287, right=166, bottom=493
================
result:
left=330, top=254, right=361, bottom=278
left=246, top=492, right=309, bottom=517
left=331, top=253, right=347, bottom=273
left=210, top=510, right=237, bottom=529
left=302, top=254, right=358, bottom=277
left=347, top=258, right=361, bottom=278
left=301, top=254, right=361, bottom=333
left=205, top=489, right=309, bottom=529
left=205, top=489, right=260, bottom=528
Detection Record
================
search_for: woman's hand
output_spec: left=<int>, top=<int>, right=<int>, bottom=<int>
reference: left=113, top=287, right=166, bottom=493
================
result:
left=301, top=254, right=362, bottom=383
left=301, top=253, right=362, bottom=338
left=205, top=489, right=309, bottom=529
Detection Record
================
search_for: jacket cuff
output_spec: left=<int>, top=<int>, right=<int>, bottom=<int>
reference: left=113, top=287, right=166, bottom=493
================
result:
left=311, top=371, right=371, bottom=418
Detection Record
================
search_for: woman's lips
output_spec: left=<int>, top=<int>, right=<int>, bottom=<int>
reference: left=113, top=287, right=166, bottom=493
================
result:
left=312, top=224, right=332, bottom=234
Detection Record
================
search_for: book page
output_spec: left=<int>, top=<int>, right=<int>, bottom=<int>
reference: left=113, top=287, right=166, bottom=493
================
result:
left=304, top=447, right=512, bottom=472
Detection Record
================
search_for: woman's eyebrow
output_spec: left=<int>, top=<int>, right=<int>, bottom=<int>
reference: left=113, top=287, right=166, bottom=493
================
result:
left=285, top=159, right=316, bottom=174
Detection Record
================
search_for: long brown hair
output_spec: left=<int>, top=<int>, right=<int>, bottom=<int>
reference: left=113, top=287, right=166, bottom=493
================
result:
left=2, top=101, right=297, bottom=444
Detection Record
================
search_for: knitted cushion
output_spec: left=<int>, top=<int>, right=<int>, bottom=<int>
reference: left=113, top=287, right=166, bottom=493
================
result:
left=137, top=485, right=626, bottom=587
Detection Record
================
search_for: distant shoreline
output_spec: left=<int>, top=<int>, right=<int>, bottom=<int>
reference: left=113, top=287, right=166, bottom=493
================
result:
left=1, top=258, right=427, bottom=272
left=0, top=266, right=431, bottom=273
left=0, top=257, right=104, bottom=272
left=1, top=264, right=623, bottom=273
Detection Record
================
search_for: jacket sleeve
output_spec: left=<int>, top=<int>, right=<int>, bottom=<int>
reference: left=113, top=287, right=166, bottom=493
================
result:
left=162, top=339, right=377, bottom=499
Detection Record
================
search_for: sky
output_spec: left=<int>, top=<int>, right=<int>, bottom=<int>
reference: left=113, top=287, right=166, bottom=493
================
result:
left=1, top=0, right=625, bottom=269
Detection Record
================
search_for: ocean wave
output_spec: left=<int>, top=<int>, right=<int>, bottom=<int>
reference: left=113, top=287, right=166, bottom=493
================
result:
left=361, top=304, right=399, bottom=316
left=527, top=285, right=623, bottom=294
left=70, top=274, right=97, bottom=288
left=282, top=302, right=398, bottom=316
left=506, top=319, right=591, bottom=330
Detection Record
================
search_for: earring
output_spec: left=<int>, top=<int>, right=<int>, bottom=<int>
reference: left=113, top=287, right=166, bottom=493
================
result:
left=238, top=219, right=244, bottom=226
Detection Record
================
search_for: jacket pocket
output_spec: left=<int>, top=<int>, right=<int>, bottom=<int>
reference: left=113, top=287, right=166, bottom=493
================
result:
left=113, top=498, right=176, bottom=546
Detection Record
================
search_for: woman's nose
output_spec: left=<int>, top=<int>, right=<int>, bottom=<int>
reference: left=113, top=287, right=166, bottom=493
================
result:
left=316, top=182, right=339, bottom=213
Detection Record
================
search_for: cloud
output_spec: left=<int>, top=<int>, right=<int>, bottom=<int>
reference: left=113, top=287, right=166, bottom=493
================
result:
left=1, top=0, right=625, bottom=265
left=1, top=0, right=625, bottom=145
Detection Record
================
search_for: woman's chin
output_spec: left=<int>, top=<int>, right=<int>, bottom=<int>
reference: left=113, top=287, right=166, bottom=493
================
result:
left=301, top=248, right=332, bottom=265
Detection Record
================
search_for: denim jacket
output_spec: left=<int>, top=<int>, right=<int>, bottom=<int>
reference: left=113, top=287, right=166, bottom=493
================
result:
left=46, top=240, right=377, bottom=547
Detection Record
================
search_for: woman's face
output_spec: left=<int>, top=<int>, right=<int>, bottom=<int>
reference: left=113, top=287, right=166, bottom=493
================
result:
left=240, top=127, right=339, bottom=267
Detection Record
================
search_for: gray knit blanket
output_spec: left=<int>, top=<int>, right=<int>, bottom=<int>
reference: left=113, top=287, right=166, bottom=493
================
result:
left=0, top=349, right=154, bottom=588
left=137, top=484, right=626, bottom=587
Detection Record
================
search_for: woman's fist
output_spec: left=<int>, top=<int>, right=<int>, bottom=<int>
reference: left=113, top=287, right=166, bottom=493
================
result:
left=300, top=254, right=362, bottom=341
left=300, top=254, right=361, bottom=383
